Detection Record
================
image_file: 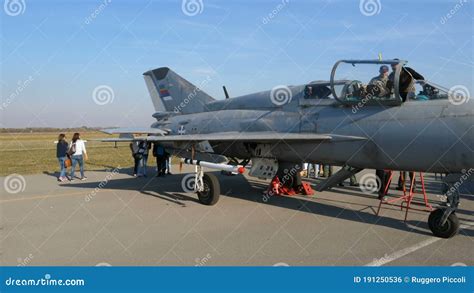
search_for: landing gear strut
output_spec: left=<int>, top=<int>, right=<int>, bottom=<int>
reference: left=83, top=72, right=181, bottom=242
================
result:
left=181, top=158, right=244, bottom=206
left=194, top=165, right=220, bottom=205
left=428, top=178, right=461, bottom=238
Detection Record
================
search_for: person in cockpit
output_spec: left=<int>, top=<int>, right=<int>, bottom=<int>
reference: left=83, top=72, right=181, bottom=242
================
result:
left=387, top=59, right=425, bottom=102
left=369, top=65, right=389, bottom=86
left=364, top=65, right=390, bottom=98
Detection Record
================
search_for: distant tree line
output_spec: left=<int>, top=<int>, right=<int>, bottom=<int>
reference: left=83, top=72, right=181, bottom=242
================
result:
left=0, top=127, right=117, bottom=133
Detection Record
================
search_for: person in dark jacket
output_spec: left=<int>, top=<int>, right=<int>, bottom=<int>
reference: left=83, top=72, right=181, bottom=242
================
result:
left=152, top=143, right=167, bottom=177
left=387, top=60, right=424, bottom=101
left=376, top=169, right=391, bottom=199
left=56, top=133, right=69, bottom=182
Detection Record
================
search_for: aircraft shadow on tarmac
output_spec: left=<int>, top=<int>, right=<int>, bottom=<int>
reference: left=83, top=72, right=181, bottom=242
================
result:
left=63, top=167, right=202, bottom=206
left=60, top=169, right=474, bottom=238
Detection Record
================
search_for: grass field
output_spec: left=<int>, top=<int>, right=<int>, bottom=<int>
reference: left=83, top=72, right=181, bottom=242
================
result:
left=0, top=131, right=134, bottom=176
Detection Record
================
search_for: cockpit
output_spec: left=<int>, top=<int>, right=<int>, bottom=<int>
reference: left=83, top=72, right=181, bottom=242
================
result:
left=303, top=80, right=350, bottom=100
left=329, top=59, right=450, bottom=106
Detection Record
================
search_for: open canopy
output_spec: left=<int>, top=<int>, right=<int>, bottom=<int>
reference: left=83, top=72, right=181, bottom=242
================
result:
left=328, top=59, right=448, bottom=107
left=330, top=59, right=407, bottom=106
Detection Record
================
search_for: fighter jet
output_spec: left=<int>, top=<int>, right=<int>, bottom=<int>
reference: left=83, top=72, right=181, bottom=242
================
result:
left=99, top=59, right=474, bottom=238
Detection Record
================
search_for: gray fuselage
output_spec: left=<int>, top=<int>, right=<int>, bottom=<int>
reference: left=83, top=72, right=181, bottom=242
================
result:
left=152, top=86, right=474, bottom=173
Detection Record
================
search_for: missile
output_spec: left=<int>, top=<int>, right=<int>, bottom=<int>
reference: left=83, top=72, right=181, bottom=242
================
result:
left=181, top=158, right=245, bottom=174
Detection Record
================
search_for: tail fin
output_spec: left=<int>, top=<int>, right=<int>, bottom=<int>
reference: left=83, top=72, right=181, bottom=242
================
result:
left=143, top=67, right=214, bottom=114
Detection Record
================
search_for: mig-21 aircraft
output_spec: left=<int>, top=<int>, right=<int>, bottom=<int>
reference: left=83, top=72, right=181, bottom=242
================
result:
left=98, top=59, right=474, bottom=238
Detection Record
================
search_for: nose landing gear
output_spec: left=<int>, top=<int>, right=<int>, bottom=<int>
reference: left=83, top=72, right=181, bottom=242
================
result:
left=428, top=174, right=462, bottom=238
left=428, top=209, right=459, bottom=238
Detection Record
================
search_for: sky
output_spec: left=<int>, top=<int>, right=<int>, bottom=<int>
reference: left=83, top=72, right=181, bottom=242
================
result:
left=1, top=0, right=473, bottom=128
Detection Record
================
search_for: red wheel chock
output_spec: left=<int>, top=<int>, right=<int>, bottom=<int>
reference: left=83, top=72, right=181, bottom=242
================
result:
left=266, top=176, right=314, bottom=196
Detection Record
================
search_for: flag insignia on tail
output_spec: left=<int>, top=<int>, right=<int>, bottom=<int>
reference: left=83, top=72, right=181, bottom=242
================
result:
left=158, top=84, right=171, bottom=100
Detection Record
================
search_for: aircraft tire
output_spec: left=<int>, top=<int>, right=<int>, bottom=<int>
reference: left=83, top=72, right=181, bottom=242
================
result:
left=197, top=173, right=220, bottom=205
left=428, top=209, right=459, bottom=238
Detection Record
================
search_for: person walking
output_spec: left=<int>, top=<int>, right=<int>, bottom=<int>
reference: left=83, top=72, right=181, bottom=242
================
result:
left=397, top=171, right=415, bottom=191
left=56, top=133, right=69, bottom=182
left=137, top=141, right=150, bottom=177
left=164, top=150, right=172, bottom=175
left=69, top=133, right=87, bottom=181
left=130, top=141, right=141, bottom=177
left=153, top=143, right=166, bottom=177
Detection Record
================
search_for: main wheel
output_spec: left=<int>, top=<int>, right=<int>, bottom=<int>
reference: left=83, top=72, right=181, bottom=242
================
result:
left=197, top=173, right=220, bottom=205
left=428, top=209, right=459, bottom=238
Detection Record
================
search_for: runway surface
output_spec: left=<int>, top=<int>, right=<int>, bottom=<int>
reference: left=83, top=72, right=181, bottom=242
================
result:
left=1, top=166, right=473, bottom=266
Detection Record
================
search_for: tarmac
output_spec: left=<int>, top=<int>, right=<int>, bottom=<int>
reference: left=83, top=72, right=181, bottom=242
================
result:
left=1, top=165, right=473, bottom=266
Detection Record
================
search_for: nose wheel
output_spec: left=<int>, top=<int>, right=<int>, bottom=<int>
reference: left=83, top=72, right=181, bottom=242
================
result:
left=427, top=176, right=462, bottom=238
left=428, top=209, right=460, bottom=238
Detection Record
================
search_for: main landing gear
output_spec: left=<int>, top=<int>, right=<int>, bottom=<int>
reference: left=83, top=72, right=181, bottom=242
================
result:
left=196, top=171, right=220, bottom=205
left=181, top=158, right=245, bottom=206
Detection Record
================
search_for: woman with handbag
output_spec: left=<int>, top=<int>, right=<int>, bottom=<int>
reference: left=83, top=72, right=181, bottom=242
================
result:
left=56, top=133, right=69, bottom=182
left=68, top=132, right=88, bottom=181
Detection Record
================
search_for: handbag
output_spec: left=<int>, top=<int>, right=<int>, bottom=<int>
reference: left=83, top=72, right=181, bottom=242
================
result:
left=134, top=153, right=143, bottom=160
left=64, top=158, right=72, bottom=168
left=67, top=143, right=76, bottom=156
